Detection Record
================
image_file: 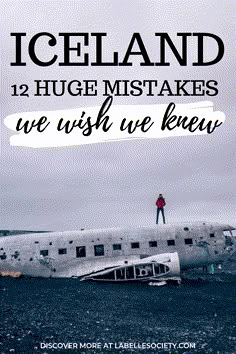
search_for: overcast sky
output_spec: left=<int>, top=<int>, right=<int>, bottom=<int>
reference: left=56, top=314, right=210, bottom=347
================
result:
left=1, top=0, right=235, bottom=231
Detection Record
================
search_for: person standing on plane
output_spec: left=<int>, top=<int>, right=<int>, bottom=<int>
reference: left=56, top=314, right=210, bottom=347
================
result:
left=156, top=194, right=166, bottom=224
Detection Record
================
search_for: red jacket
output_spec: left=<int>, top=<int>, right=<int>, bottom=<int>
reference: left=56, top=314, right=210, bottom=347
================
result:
left=156, top=197, right=166, bottom=208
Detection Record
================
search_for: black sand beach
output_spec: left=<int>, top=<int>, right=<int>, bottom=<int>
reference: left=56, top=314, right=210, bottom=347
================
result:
left=0, top=267, right=235, bottom=354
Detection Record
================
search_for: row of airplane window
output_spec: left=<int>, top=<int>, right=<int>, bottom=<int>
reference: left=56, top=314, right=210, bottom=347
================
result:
left=38, top=238, right=194, bottom=259
left=0, top=234, right=217, bottom=261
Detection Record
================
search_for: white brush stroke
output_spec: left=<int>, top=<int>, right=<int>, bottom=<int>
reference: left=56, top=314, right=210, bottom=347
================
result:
left=4, top=101, right=225, bottom=148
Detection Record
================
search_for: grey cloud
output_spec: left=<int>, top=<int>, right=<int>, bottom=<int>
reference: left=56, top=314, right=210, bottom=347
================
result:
left=1, top=0, right=235, bottom=230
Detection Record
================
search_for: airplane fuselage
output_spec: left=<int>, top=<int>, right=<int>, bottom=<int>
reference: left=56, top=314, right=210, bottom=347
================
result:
left=0, top=222, right=235, bottom=278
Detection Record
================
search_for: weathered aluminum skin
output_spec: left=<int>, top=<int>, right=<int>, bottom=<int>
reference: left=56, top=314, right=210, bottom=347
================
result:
left=0, top=222, right=235, bottom=278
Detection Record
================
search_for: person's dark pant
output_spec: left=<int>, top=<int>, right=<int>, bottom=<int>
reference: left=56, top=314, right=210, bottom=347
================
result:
left=156, top=208, right=165, bottom=224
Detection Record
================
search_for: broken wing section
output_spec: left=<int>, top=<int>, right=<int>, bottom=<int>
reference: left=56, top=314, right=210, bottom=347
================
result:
left=80, top=252, right=180, bottom=283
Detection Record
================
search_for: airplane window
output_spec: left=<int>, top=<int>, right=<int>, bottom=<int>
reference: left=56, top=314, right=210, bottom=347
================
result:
left=149, top=241, right=157, bottom=247
left=209, top=233, right=215, bottom=238
left=113, top=244, right=122, bottom=251
left=58, top=248, right=67, bottom=255
left=167, top=239, right=175, bottom=246
left=231, top=229, right=236, bottom=236
left=131, top=242, right=140, bottom=249
left=223, top=229, right=236, bottom=236
left=184, top=238, right=193, bottom=245
left=94, top=244, right=104, bottom=256
left=69, top=240, right=73, bottom=244
left=184, top=227, right=189, bottom=231
left=76, top=246, right=86, bottom=258
left=34, top=241, right=39, bottom=244
left=40, top=250, right=49, bottom=257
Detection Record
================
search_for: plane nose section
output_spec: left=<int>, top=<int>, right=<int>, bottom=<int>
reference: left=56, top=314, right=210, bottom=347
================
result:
left=223, top=228, right=236, bottom=243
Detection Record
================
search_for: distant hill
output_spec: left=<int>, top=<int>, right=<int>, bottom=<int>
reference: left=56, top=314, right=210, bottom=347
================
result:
left=0, top=230, right=50, bottom=237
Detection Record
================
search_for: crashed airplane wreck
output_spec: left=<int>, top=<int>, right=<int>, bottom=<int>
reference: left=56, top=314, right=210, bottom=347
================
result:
left=0, top=222, right=235, bottom=285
